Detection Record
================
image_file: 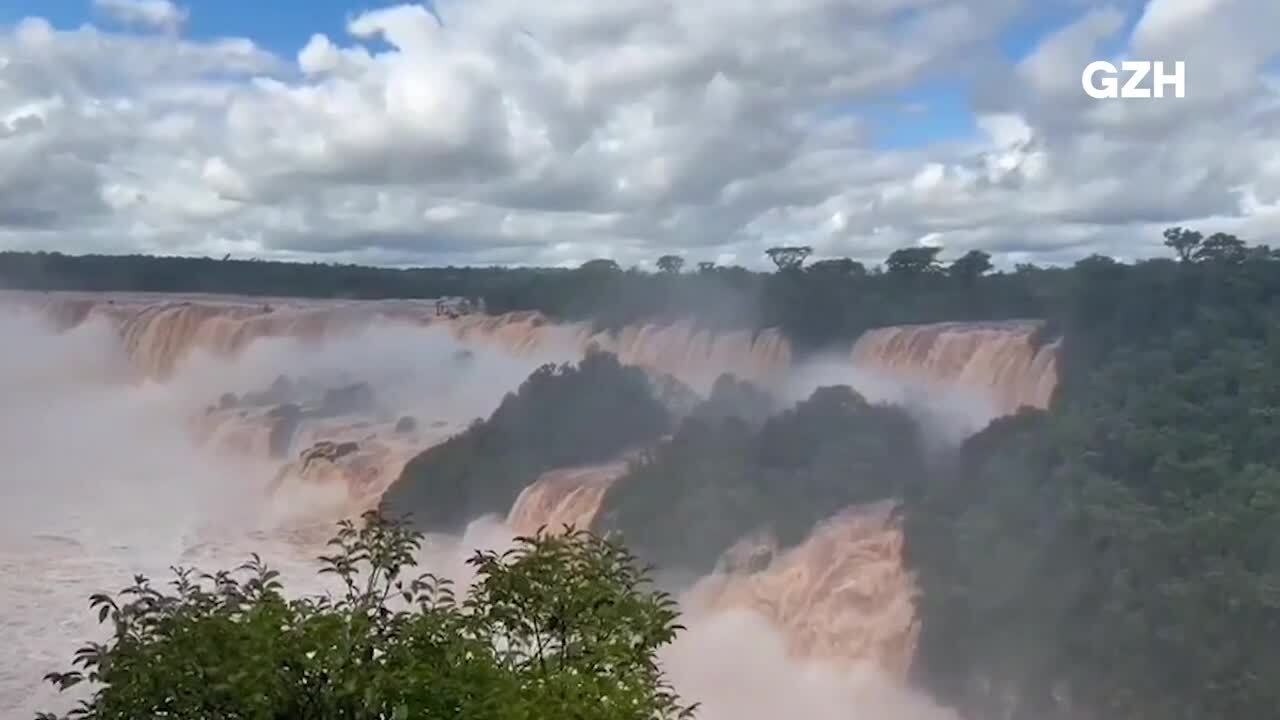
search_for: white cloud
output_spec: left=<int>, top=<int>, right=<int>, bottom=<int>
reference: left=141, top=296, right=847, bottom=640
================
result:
left=1, top=0, right=1279, bottom=269
left=93, top=0, right=189, bottom=33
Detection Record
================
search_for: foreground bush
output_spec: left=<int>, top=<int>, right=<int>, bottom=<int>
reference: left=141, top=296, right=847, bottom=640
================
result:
left=38, top=513, right=696, bottom=720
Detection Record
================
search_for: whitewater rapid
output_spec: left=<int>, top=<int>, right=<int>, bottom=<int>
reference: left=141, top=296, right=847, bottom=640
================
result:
left=0, top=292, right=1050, bottom=719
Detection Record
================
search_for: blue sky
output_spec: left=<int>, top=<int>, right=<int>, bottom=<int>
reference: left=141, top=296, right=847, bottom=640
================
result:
left=0, top=1, right=417, bottom=52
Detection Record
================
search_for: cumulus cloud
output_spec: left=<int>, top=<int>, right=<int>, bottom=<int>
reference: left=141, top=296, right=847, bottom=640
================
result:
left=93, top=0, right=189, bottom=32
left=1, top=0, right=1278, bottom=268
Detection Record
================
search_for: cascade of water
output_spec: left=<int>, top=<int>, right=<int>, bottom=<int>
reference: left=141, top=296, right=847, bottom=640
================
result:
left=2, top=293, right=1062, bottom=695
left=19, top=293, right=1057, bottom=411
left=850, top=320, right=1058, bottom=415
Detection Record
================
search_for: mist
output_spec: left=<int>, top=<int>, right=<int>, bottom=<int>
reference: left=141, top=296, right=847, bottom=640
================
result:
left=784, top=353, right=1001, bottom=447
left=0, top=301, right=973, bottom=720
left=0, top=309, right=564, bottom=716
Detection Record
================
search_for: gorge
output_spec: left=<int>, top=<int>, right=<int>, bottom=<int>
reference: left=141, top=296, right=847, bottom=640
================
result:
left=3, top=289, right=1061, bottom=719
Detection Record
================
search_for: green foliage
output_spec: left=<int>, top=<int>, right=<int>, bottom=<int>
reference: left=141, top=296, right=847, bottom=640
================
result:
left=0, top=244, right=1049, bottom=354
left=381, top=351, right=670, bottom=532
left=1193, top=232, right=1247, bottom=264
left=763, top=246, right=812, bottom=271
left=596, top=385, right=927, bottom=574
left=38, top=513, right=695, bottom=720
left=806, top=258, right=866, bottom=277
left=906, top=252, right=1280, bottom=720
left=948, top=250, right=993, bottom=282
left=655, top=256, right=685, bottom=274
left=757, top=252, right=1050, bottom=351
left=1163, top=226, right=1202, bottom=262
left=578, top=259, right=622, bottom=274
left=885, top=246, right=943, bottom=276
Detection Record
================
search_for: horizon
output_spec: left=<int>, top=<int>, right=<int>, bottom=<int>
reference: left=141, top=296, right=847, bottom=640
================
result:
left=0, top=226, right=1234, bottom=273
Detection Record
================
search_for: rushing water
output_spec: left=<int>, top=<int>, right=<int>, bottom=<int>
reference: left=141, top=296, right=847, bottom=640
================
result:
left=0, top=293, right=1031, bottom=719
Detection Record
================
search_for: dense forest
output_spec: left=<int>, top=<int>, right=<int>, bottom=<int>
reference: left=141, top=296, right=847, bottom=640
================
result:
left=906, top=243, right=1280, bottom=720
left=374, top=228, right=1280, bottom=720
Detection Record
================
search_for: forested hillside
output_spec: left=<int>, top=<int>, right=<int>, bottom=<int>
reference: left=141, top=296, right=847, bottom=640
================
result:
left=595, top=382, right=927, bottom=575
left=381, top=351, right=671, bottom=532
left=374, top=228, right=1280, bottom=720
left=907, top=243, right=1280, bottom=720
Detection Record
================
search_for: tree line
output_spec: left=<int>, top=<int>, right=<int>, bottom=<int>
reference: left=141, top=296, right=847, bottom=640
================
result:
left=9, top=229, right=1259, bottom=354
left=0, top=244, right=1039, bottom=352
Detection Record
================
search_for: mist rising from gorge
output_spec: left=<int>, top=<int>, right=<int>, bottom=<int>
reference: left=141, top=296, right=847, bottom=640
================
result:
left=0, top=292, right=1056, bottom=719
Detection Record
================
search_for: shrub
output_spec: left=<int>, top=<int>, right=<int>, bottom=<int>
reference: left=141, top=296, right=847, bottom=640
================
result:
left=38, top=513, right=696, bottom=720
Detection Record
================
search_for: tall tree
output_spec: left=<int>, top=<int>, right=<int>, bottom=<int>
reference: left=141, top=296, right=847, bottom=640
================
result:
left=765, top=246, right=812, bottom=271
left=885, top=246, right=943, bottom=276
left=1193, top=232, right=1247, bottom=263
left=807, top=258, right=866, bottom=276
left=578, top=258, right=622, bottom=273
left=948, top=250, right=993, bottom=281
left=656, top=255, right=685, bottom=274
left=1163, top=226, right=1203, bottom=262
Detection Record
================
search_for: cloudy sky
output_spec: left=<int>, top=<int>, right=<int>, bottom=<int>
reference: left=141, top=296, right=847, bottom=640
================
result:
left=1, top=0, right=1278, bottom=269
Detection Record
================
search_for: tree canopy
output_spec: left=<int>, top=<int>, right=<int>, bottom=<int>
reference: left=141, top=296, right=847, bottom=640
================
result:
left=38, top=513, right=695, bottom=720
left=763, top=246, right=812, bottom=271
left=905, top=250, right=1280, bottom=720
left=656, top=255, right=685, bottom=274
left=381, top=351, right=671, bottom=532
left=885, top=246, right=943, bottom=276
left=948, top=250, right=993, bottom=282
left=807, top=258, right=866, bottom=276
left=595, top=382, right=927, bottom=573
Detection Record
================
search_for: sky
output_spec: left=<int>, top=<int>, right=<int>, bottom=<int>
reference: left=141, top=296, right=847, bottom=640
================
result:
left=1, top=0, right=1279, bottom=270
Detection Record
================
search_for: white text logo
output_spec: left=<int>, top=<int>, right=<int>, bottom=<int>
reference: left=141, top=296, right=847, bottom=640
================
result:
left=1081, top=61, right=1185, bottom=99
